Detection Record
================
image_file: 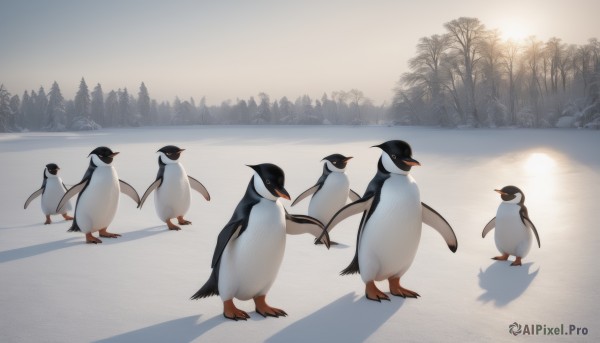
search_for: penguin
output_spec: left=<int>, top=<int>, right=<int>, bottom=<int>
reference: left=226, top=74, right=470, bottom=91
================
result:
left=482, top=186, right=540, bottom=266
left=318, top=140, right=458, bottom=301
left=291, top=154, right=360, bottom=244
left=191, top=163, right=330, bottom=321
left=138, top=145, right=210, bottom=231
left=24, top=163, right=74, bottom=224
left=55, top=147, right=141, bottom=244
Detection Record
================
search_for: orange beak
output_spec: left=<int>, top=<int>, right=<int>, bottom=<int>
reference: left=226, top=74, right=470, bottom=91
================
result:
left=275, top=189, right=291, bottom=200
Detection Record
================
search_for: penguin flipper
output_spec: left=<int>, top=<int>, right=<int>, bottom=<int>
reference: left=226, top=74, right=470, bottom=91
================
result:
left=348, top=189, right=361, bottom=202
left=291, top=184, right=320, bottom=206
left=188, top=176, right=211, bottom=201
left=523, top=217, right=541, bottom=248
left=138, top=179, right=162, bottom=209
left=191, top=267, right=220, bottom=299
left=421, top=202, right=458, bottom=252
left=119, top=180, right=141, bottom=206
left=56, top=180, right=88, bottom=213
left=482, top=217, right=496, bottom=238
left=285, top=211, right=330, bottom=248
left=24, top=188, right=44, bottom=209
left=324, top=195, right=374, bottom=234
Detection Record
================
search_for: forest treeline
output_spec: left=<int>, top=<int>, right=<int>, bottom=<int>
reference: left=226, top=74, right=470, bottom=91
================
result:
left=0, top=79, right=385, bottom=132
left=391, top=17, right=600, bottom=128
left=2, top=16, right=599, bottom=132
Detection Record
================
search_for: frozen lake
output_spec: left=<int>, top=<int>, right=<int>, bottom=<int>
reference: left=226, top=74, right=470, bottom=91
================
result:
left=1, top=126, right=598, bottom=342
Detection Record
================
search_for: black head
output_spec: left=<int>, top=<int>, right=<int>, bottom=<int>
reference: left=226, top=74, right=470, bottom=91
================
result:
left=373, top=140, right=420, bottom=171
left=45, top=163, right=60, bottom=175
left=494, top=185, right=525, bottom=202
left=322, top=154, right=353, bottom=169
left=89, top=146, right=119, bottom=164
left=247, top=163, right=290, bottom=200
left=158, top=145, right=185, bottom=161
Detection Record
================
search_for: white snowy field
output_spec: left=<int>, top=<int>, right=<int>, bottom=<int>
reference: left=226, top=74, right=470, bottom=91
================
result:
left=0, top=126, right=598, bottom=343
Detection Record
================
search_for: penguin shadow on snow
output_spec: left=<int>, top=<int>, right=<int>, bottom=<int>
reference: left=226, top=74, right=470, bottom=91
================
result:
left=477, top=261, right=540, bottom=307
left=265, top=292, right=403, bottom=343
left=94, top=225, right=169, bottom=245
left=0, top=236, right=80, bottom=264
left=93, top=314, right=225, bottom=343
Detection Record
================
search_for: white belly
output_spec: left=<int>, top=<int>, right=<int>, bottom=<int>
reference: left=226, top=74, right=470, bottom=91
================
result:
left=75, top=166, right=120, bottom=233
left=359, top=174, right=422, bottom=282
left=494, top=203, right=532, bottom=257
left=218, top=199, right=286, bottom=301
left=308, top=172, right=350, bottom=225
left=42, top=177, right=71, bottom=215
left=155, top=164, right=191, bottom=221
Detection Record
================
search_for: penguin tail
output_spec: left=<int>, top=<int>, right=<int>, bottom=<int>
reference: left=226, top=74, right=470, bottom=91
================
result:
left=190, top=270, right=219, bottom=300
left=340, top=255, right=360, bottom=276
left=67, top=219, right=81, bottom=232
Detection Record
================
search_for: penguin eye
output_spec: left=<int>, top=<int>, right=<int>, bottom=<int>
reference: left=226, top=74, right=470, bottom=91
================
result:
left=166, top=152, right=172, bottom=156
left=391, top=154, right=397, bottom=159
left=333, top=161, right=337, bottom=164
left=265, top=180, right=271, bottom=185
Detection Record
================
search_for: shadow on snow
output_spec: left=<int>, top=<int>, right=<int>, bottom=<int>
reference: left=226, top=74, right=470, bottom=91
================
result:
left=477, top=261, right=540, bottom=307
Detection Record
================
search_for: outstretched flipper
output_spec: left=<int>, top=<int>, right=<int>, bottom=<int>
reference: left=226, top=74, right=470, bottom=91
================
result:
left=291, top=184, right=320, bottom=207
left=119, top=180, right=141, bottom=206
left=523, top=217, right=541, bottom=248
left=348, top=189, right=361, bottom=202
left=24, top=188, right=44, bottom=209
left=285, top=211, right=330, bottom=248
left=138, top=179, right=162, bottom=209
left=188, top=176, right=211, bottom=201
left=56, top=180, right=88, bottom=213
left=482, top=217, right=496, bottom=238
left=319, top=195, right=374, bottom=243
left=421, top=202, right=458, bottom=252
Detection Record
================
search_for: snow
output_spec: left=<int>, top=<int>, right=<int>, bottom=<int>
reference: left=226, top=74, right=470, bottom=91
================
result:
left=1, top=126, right=599, bottom=342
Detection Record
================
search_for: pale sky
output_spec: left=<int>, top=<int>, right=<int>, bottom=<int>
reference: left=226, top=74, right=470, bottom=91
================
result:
left=1, top=0, right=599, bottom=106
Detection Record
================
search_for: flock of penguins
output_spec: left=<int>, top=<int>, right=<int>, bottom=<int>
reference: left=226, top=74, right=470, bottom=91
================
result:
left=24, top=140, right=541, bottom=321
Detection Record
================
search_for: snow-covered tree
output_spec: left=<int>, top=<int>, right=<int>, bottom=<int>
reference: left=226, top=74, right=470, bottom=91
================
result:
left=138, top=82, right=150, bottom=125
left=45, top=81, right=67, bottom=131
left=91, top=83, right=104, bottom=127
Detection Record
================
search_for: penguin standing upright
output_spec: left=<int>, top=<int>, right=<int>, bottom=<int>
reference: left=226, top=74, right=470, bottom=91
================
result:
left=56, top=147, right=140, bottom=244
left=291, top=154, right=360, bottom=244
left=24, top=163, right=74, bottom=224
left=482, top=186, right=540, bottom=266
left=191, top=163, right=330, bottom=321
left=321, top=140, right=458, bottom=301
left=138, top=145, right=210, bottom=231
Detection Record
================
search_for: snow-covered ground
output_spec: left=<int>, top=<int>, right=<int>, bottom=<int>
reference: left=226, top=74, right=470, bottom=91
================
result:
left=1, top=126, right=598, bottom=342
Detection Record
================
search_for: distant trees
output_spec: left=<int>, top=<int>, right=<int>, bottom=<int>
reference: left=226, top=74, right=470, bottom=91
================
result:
left=392, top=16, right=600, bottom=128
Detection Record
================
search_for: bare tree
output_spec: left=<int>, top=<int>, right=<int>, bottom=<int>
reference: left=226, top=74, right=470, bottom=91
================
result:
left=444, top=17, right=486, bottom=126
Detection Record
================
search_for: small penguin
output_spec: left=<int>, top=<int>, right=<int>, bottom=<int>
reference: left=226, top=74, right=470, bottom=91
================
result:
left=138, top=145, right=210, bottom=231
left=24, top=163, right=74, bottom=224
left=191, top=163, right=330, bottom=321
left=319, top=140, right=458, bottom=301
left=482, top=186, right=540, bottom=266
left=291, top=154, right=360, bottom=244
left=56, top=147, right=141, bottom=244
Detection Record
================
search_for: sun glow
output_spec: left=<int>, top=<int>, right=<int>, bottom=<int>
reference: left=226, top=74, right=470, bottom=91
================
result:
left=523, top=152, right=556, bottom=174
left=499, top=22, right=530, bottom=42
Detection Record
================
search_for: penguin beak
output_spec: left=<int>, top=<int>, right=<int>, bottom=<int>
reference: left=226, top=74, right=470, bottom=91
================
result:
left=178, top=149, right=186, bottom=153
left=403, top=157, right=421, bottom=166
left=275, top=188, right=291, bottom=200
left=109, top=152, right=120, bottom=158
left=494, top=189, right=507, bottom=195
left=343, top=156, right=353, bottom=163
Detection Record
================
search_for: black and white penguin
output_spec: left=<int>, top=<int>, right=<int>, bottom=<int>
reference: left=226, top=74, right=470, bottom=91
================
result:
left=320, top=140, right=458, bottom=301
left=24, top=163, right=74, bottom=224
left=138, top=145, right=210, bottom=230
left=56, top=147, right=140, bottom=244
left=482, top=186, right=540, bottom=266
left=191, top=163, right=330, bottom=321
left=291, top=154, right=360, bottom=244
